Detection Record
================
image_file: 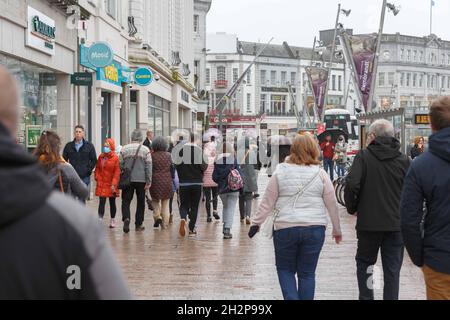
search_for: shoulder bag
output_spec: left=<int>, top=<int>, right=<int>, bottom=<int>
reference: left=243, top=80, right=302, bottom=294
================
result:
left=261, top=168, right=321, bottom=239
left=118, top=145, right=142, bottom=190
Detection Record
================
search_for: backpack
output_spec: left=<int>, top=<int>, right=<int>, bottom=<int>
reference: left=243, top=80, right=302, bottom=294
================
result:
left=228, top=168, right=244, bottom=191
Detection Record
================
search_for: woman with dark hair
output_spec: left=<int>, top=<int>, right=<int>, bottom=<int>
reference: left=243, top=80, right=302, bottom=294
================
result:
left=150, top=136, right=175, bottom=230
left=34, top=130, right=89, bottom=201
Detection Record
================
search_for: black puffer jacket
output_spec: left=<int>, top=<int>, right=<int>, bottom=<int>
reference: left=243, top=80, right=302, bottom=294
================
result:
left=0, top=124, right=130, bottom=300
left=345, top=137, right=410, bottom=232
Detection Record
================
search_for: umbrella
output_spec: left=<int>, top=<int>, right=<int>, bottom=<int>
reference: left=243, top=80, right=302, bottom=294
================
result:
left=203, top=128, right=221, bottom=142
left=318, top=129, right=349, bottom=144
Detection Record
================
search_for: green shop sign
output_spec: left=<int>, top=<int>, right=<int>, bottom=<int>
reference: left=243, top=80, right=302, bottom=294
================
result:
left=71, top=73, right=93, bottom=86
left=32, top=16, right=56, bottom=39
left=26, top=125, right=42, bottom=149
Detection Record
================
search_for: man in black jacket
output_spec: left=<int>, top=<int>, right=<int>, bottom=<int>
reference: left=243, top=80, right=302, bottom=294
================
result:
left=400, top=96, right=450, bottom=300
left=345, top=119, right=410, bottom=300
left=0, top=66, right=130, bottom=299
left=63, top=125, right=97, bottom=190
left=173, top=133, right=207, bottom=237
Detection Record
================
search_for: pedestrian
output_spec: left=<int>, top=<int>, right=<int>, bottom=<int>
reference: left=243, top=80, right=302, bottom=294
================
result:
left=334, top=135, right=348, bottom=178
left=213, top=143, right=243, bottom=240
left=175, top=133, right=207, bottom=237
left=119, top=129, right=152, bottom=234
left=320, top=134, right=335, bottom=181
left=0, top=66, right=130, bottom=299
left=95, top=138, right=120, bottom=228
left=267, top=136, right=292, bottom=177
left=203, top=144, right=220, bottom=223
left=35, top=130, right=89, bottom=201
left=239, top=138, right=258, bottom=225
left=401, top=96, right=450, bottom=300
left=344, top=119, right=410, bottom=300
left=143, top=130, right=154, bottom=151
left=168, top=140, right=177, bottom=224
left=253, top=137, right=262, bottom=198
left=62, top=125, right=97, bottom=195
left=150, top=136, right=174, bottom=230
left=410, top=136, right=425, bottom=160
left=248, top=134, right=342, bottom=300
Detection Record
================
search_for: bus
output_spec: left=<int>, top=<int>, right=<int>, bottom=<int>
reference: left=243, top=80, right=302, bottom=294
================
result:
left=324, top=109, right=360, bottom=159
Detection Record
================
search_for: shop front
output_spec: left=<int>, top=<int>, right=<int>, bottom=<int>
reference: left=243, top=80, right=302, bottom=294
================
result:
left=0, top=3, right=78, bottom=148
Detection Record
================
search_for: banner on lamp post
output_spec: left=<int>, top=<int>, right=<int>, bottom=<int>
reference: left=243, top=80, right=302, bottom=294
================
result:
left=340, top=33, right=378, bottom=111
left=306, top=66, right=329, bottom=121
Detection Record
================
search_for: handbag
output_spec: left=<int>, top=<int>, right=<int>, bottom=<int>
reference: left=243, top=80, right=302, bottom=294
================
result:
left=118, top=145, right=142, bottom=190
left=261, top=168, right=321, bottom=239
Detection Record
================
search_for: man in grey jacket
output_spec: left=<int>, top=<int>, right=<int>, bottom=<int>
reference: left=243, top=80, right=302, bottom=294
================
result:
left=120, top=129, right=152, bottom=233
left=0, top=66, right=131, bottom=300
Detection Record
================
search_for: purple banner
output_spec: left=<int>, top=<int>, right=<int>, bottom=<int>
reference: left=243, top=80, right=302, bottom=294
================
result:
left=306, top=67, right=329, bottom=120
left=348, top=34, right=378, bottom=109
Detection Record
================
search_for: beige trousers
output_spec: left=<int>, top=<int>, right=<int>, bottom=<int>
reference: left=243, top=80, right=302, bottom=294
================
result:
left=152, top=199, right=170, bottom=227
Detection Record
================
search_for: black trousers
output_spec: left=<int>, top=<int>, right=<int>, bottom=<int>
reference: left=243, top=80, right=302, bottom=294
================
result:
left=121, top=182, right=146, bottom=227
left=203, top=187, right=218, bottom=217
left=98, top=197, right=117, bottom=219
left=179, top=185, right=202, bottom=232
left=356, top=231, right=404, bottom=300
left=239, top=192, right=253, bottom=220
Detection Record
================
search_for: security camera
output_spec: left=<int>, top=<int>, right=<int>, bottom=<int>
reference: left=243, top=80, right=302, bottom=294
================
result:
left=154, top=73, right=161, bottom=82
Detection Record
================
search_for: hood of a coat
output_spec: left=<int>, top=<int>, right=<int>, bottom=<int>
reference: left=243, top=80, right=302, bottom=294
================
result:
left=368, top=137, right=402, bottom=161
left=0, top=123, right=52, bottom=228
left=429, top=127, right=450, bottom=162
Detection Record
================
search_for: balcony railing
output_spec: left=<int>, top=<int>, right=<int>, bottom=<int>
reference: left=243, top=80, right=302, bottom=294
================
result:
left=260, top=110, right=297, bottom=117
left=215, top=80, right=228, bottom=89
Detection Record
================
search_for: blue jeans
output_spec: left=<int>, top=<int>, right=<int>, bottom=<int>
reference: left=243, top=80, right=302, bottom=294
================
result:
left=273, top=226, right=326, bottom=300
left=336, top=163, right=346, bottom=177
left=323, top=158, right=334, bottom=181
left=220, top=192, right=239, bottom=231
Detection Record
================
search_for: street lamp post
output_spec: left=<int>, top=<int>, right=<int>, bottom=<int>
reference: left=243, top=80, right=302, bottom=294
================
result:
left=323, top=4, right=351, bottom=122
left=367, top=1, right=400, bottom=112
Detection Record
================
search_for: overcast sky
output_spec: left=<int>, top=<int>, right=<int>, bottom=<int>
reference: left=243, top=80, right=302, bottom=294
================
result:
left=207, top=0, right=450, bottom=47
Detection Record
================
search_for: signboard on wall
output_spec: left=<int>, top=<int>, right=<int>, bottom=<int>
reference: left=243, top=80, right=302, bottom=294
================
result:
left=26, top=7, right=56, bottom=56
left=26, top=125, right=42, bottom=148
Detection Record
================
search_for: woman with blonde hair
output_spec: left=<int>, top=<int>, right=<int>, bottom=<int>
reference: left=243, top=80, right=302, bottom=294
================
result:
left=249, top=133, right=342, bottom=300
left=410, top=136, right=425, bottom=160
left=34, top=130, right=89, bottom=201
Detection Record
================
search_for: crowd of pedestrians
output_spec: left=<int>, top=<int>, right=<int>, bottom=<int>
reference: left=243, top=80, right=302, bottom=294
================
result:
left=1, top=64, right=449, bottom=301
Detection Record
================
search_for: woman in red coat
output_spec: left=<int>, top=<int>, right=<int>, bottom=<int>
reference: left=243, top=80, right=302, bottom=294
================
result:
left=95, top=138, right=120, bottom=228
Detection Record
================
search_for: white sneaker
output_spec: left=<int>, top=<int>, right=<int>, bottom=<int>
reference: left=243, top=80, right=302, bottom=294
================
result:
left=109, top=219, right=116, bottom=229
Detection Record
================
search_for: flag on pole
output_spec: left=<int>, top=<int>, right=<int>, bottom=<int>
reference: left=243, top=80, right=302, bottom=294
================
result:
left=306, top=66, right=329, bottom=120
left=339, top=32, right=378, bottom=111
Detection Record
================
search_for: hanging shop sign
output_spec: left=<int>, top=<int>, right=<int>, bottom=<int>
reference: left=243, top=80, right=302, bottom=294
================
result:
left=414, top=114, right=431, bottom=126
left=134, top=67, right=154, bottom=86
left=26, top=7, right=56, bottom=56
left=97, top=61, right=121, bottom=87
left=88, top=42, right=114, bottom=68
left=71, top=73, right=93, bottom=86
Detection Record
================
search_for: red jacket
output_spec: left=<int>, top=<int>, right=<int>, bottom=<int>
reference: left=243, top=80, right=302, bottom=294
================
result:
left=95, top=138, right=120, bottom=198
left=320, top=141, right=336, bottom=160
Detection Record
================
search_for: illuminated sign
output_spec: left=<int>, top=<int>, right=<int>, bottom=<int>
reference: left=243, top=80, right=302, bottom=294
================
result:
left=414, top=114, right=430, bottom=125
left=26, top=7, right=56, bottom=55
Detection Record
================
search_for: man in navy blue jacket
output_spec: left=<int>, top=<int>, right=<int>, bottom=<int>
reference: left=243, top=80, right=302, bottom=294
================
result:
left=400, top=96, right=450, bottom=300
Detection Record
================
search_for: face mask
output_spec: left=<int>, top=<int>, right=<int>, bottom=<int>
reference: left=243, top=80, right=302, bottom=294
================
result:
left=103, top=147, right=111, bottom=154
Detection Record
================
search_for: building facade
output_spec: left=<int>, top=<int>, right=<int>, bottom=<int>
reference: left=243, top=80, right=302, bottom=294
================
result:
left=206, top=33, right=347, bottom=133
left=373, top=33, right=450, bottom=114
left=1, top=0, right=209, bottom=152
left=0, top=0, right=82, bottom=148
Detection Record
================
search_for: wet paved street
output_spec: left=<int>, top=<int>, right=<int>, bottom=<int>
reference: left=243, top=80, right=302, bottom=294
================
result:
left=87, top=171, right=426, bottom=300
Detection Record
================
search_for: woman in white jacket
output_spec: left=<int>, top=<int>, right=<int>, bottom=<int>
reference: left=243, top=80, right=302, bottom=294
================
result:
left=249, top=133, right=342, bottom=300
